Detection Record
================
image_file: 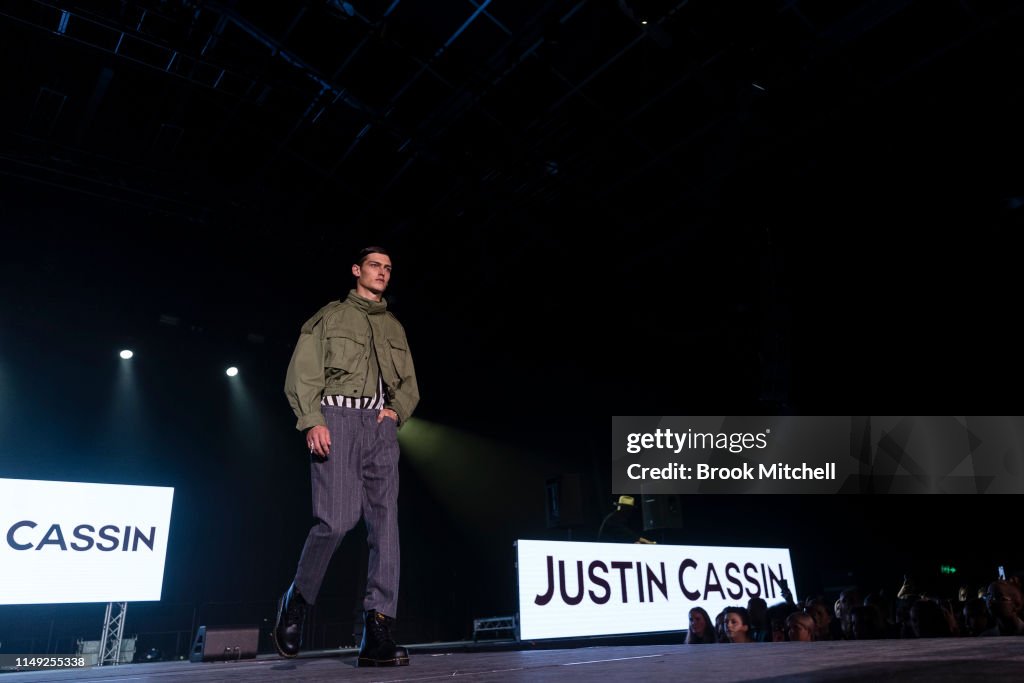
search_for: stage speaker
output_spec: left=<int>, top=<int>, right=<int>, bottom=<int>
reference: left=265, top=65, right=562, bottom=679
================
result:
left=189, top=625, right=259, bottom=662
left=545, top=474, right=584, bottom=528
left=642, top=494, right=683, bottom=531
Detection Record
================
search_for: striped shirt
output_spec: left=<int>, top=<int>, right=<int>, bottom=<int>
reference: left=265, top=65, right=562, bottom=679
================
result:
left=321, top=374, right=385, bottom=410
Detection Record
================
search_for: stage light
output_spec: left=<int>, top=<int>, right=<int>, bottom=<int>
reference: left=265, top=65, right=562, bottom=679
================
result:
left=226, top=367, right=239, bottom=377
left=119, top=350, right=134, bottom=359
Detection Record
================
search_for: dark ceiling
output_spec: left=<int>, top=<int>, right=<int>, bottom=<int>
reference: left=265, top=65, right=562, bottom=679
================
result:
left=1, top=0, right=1022, bottom=418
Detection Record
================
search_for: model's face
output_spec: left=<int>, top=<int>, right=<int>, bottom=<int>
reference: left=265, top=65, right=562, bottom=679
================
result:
left=353, top=253, right=392, bottom=296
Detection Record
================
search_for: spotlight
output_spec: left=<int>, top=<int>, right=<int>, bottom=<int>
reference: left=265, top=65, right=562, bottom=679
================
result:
left=119, top=350, right=134, bottom=359
left=226, top=367, right=239, bottom=377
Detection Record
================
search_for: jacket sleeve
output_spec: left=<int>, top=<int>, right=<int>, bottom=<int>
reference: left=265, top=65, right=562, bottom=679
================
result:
left=284, top=315, right=326, bottom=431
left=389, top=340, right=419, bottom=427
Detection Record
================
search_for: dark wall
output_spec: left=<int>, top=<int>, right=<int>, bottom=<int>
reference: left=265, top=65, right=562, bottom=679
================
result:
left=1, top=173, right=1021, bottom=656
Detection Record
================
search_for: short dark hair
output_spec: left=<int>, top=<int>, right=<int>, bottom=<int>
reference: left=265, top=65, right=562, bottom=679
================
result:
left=355, top=245, right=390, bottom=268
left=723, top=606, right=751, bottom=626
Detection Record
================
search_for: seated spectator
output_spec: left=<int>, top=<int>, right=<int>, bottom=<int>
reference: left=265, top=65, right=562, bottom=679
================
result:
left=979, top=580, right=1024, bottom=636
left=962, top=597, right=992, bottom=636
left=909, top=599, right=952, bottom=638
left=747, top=597, right=769, bottom=642
left=805, top=599, right=841, bottom=640
left=837, top=587, right=862, bottom=639
left=685, top=607, right=717, bottom=644
left=850, top=604, right=887, bottom=640
left=785, top=612, right=815, bottom=642
left=723, top=606, right=754, bottom=643
left=766, top=601, right=800, bottom=642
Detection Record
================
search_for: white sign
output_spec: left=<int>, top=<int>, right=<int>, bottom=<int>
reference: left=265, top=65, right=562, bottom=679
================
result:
left=0, top=478, right=174, bottom=604
left=516, top=539, right=796, bottom=640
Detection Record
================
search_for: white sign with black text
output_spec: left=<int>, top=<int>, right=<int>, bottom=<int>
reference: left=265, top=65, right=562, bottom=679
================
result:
left=0, top=478, right=174, bottom=604
left=516, top=539, right=796, bottom=640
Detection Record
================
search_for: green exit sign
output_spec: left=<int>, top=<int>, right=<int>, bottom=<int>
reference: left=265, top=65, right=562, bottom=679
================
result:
left=940, top=565, right=957, bottom=575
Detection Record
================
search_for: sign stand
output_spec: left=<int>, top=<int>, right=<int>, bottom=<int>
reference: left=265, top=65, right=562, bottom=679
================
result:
left=98, top=602, right=127, bottom=666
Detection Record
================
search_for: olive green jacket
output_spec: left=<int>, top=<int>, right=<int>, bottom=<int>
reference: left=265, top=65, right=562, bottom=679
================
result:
left=284, top=290, right=419, bottom=431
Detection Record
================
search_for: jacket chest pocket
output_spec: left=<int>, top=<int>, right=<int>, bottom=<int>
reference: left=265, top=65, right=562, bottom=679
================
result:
left=325, top=333, right=366, bottom=372
left=387, top=338, right=410, bottom=379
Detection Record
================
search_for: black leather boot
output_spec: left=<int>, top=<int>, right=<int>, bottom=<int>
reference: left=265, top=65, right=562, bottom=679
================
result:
left=357, top=610, right=409, bottom=667
left=272, top=583, right=308, bottom=658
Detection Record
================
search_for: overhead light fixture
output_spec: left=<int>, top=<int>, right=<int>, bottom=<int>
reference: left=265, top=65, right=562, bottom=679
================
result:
left=327, top=0, right=356, bottom=17
left=226, top=367, right=239, bottom=377
left=119, top=350, right=134, bottom=360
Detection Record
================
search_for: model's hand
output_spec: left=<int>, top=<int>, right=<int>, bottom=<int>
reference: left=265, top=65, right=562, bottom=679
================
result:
left=377, top=408, right=398, bottom=424
left=307, top=425, right=331, bottom=457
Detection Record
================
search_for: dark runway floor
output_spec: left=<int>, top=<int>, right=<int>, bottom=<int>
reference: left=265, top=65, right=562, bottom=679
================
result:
left=4, top=637, right=1024, bottom=682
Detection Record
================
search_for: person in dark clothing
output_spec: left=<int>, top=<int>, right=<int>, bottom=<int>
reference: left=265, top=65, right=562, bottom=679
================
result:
left=597, top=496, right=655, bottom=544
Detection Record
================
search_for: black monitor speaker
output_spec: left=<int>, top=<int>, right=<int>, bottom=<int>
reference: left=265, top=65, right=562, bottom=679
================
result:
left=189, top=625, right=259, bottom=662
left=545, top=474, right=584, bottom=528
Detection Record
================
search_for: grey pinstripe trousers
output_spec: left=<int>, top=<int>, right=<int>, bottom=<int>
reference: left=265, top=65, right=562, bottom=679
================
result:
left=293, top=405, right=401, bottom=617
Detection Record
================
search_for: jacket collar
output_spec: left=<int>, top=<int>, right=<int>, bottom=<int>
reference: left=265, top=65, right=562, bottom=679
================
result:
left=346, top=289, right=388, bottom=315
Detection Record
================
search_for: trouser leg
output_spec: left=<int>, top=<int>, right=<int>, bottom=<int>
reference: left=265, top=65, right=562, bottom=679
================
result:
left=293, top=408, right=363, bottom=603
left=361, top=414, right=401, bottom=616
